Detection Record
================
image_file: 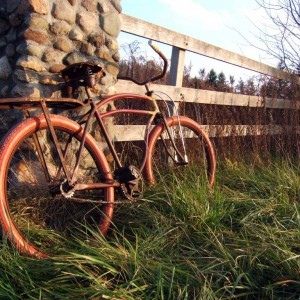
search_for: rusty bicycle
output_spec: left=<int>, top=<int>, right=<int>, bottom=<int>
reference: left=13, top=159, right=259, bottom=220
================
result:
left=0, top=41, right=216, bottom=258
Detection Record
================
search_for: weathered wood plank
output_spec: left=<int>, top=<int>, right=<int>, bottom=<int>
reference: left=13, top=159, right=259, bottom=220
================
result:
left=114, top=80, right=296, bottom=109
left=116, top=14, right=299, bottom=142
left=120, top=14, right=298, bottom=83
left=169, top=47, right=185, bottom=87
left=111, top=124, right=286, bottom=141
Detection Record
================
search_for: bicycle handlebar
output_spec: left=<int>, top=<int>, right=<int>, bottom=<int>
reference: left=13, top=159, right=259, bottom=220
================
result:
left=118, top=40, right=168, bottom=86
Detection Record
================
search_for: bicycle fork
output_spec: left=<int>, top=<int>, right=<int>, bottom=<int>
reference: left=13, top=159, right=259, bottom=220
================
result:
left=156, top=113, right=189, bottom=166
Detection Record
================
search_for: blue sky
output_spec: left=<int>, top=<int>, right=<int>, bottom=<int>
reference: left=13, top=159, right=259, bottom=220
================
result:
left=119, top=0, right=273, bottom=79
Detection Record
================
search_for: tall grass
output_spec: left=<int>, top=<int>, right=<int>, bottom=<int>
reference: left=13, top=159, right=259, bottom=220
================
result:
left=1, top=159, right=300, bottom=299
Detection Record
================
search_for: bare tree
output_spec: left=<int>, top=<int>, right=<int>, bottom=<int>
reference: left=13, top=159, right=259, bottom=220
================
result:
left=255, top=0, right=300, bottom=73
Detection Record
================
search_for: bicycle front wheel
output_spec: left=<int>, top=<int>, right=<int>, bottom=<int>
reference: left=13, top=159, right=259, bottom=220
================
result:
left=145, top=116, right=216, bottom=186
left=0, top=114, right=114, bottom=258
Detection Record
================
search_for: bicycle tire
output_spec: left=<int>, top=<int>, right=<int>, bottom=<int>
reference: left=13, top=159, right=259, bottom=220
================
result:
left=0, top=114, right=114, bottom=258
left=144, top=116, right=216, bottom=186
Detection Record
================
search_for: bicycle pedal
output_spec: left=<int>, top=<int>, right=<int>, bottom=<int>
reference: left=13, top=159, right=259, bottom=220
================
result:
left=114, top=165, right=139, bottom=183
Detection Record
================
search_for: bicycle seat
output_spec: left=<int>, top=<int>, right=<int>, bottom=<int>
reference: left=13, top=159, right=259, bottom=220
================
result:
left=60, top=62, right=106, bottom=88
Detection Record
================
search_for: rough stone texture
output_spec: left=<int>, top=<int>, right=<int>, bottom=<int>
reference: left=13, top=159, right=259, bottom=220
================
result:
left=106, top=37, right=119, bottom=51
left=52, top=2, right=76, bottom=24
left=16, top=55, right=47, bottom=72
left=50, top=21, right=71, bottom=35
left=0, top=56, right=12, bottom=79
left=54, top=37, right=74, bottom=53
left=28, top=0, right=49, bottom=15
left=11, top=82, right=42, bottom=97
left=0, top=19, right=10, bottom=35
left=95, top=47, right=112, bottom=61
left=42, top=48, right=65, bottom=63
left=110, top=0, right=122, bottom=13
left=77, top=11, right=99, bottom=33
left=6, top=0, right=20, bottom=13
left=9, top=13, right=23, bottom=27
left=39, top=74, right=61, bottom=85
left=100, top=12, right=121, bottom=37
left=16, top=0, right=30, bottom=14
left=16, top=41, right=45, bottom=57
left=14, top=69, right=39, bottom=83
left=69, top=27, right=84, bottom=41
left=81, top=0, right=98, bottom=13
left=112, top=51, right=120, bottom=62
left=26, top=14, right=49, bottom=29
left=6, top=29, right=17, bottom=43
left=0, top=0, right=122, bottom=135
left=22, top=28, right=49, bottom=44
left=64, top=51, right=89, bottom=65
left=89, top=33, right=105, bottom=48
left=98, top=0, right=111, bottom=13
left=0, top=0, right=121, bottom=95
left=1, top=85, right=9, bottom=97
left=17, top=0, right=49, bottom=15
left=80, top=42, right=96, bottom=56
left=105, top=61, right=119, bottom=76
left=68, top=0, right=77, bottom=6
left=49, top=63, right=65, bottom=73
left=6, top=43, right=16, bottom=57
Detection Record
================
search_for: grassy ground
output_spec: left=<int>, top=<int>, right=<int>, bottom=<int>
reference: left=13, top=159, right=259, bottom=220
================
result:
left=1, top=159, right=300, bottom=299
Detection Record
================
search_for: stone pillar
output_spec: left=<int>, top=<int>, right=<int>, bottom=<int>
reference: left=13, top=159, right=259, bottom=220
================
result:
left=0, top=0, right=121, bottom=100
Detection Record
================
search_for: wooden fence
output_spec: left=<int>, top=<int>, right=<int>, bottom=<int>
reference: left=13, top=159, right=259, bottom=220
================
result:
left=113, top=14, right=299, bottom=142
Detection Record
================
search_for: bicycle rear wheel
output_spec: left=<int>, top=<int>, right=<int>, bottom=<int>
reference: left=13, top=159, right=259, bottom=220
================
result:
left=0, top=114, right=114, bottom=258
left=145, top=116, right=216, bottom=186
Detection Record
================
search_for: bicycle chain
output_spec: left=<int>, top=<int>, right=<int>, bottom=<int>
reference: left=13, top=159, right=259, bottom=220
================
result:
left=59, top=196, right=137, bottom=205
left=58, top=166, right=145, bottom=203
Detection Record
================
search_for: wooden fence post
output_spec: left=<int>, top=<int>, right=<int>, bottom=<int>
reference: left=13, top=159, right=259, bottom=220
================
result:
left=169, top=47, right=185, bottom=87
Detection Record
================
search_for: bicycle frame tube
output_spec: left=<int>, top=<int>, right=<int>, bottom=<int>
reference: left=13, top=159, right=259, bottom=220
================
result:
left=22, top=94, right=159, bottom=189
left=78, top=93, right=159, bottom=171
left=70, top=98, right=98, bottom=185
left=95, top=108, right=123, bottom=169
left=78, top=92, right=189, bottom=172
left=23, top=109, right=52, bottom=182
left=26, top=100, right=105, bottom=188
left=40, top=100, right=73, bottom=183
left=27, top=92, right=188, bottom=187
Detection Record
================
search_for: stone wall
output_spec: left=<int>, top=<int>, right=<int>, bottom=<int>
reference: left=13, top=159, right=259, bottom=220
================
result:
left=0, top=0, right=121, bottom=100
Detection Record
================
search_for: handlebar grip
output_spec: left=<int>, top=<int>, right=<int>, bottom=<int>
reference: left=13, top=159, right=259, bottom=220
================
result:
left=118, top=39, right=168, bottom=86
left=148, top=40, right=168, bottom=63
left=148, top=40, right=168, bottom=80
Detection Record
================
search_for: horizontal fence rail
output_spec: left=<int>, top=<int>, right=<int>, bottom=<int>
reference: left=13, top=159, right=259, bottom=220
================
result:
left=119, top=14, right=296, bottom=82
left=113, top=14, right=299, bottom=142
left=115, top=81, right=298, bottom=109
left=110, top=124, right=286, bottom=142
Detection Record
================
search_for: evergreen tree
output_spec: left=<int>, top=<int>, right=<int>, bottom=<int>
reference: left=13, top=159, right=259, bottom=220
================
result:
left=246, top=78, right=256, bottom=95
left=236, top=78, right=245, bottom=94
left=217, top=71, right=226, bottom=91
left=207, top=69, right=217, bottom=88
